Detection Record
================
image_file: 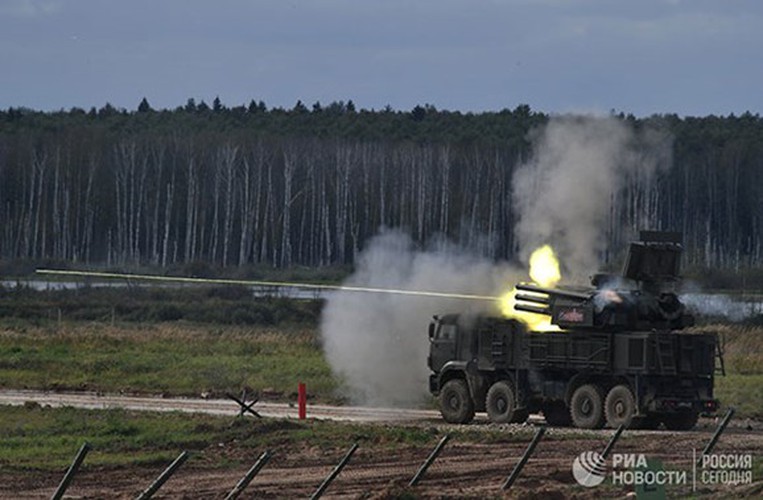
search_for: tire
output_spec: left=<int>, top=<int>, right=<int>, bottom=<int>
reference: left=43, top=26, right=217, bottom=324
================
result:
left=486, top=380, right=516, bottom=424
left=662, top=410, right=699, bottom=431
left=439, top=379, right=475, bottom=424
left=604, top=385, right=636, bottom=429
left=570, top=384, right=605, bottom=429
left=543, top=401, right=572, bottom=427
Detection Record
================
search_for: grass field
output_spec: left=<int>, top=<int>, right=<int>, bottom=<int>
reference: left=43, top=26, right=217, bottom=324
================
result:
left=0, top=321, right=337, bottom=401
left=0, top=283, right=762, bottom=419
left=1, top=319, right=762, bottom=418
left=691, top=324, right=763, bottom=420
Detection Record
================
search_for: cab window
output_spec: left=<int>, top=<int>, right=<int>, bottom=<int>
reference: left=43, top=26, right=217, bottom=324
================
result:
left=437, top=324, right=457, bottom=341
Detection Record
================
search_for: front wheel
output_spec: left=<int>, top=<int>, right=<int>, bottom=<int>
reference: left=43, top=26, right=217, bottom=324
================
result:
left=486, top=381, right=521, bottom=424
left=439, top=379, right=475, bottom=424
left=570, top=384, right=605, bottom=429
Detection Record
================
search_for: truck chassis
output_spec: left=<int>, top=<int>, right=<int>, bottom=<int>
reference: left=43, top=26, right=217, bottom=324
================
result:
left=428, top=315, right=720, bottom=430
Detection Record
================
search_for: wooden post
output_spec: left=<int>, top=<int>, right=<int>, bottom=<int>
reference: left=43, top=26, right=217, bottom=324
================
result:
left=409, top=434, right=450, bottom=486
left=601, top=424, right=626, bottom=460
left=51, top=442, right=91, bottom=500
left=697, top=408, right=735, bottom=466
left=310, top=444, right=358, bottom=499
left=136, top=451, right=189, bottom=500
left=224, top=451, right=272, bottom=500
left=502, top=427, right=545, bottom=490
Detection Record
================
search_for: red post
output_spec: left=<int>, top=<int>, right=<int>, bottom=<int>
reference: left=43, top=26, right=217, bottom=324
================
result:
left=298, top=382, right=306, bottom=420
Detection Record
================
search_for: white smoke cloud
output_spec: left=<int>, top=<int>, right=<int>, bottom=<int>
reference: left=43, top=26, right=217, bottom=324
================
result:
left=681, top=293, right=762, bottom=322
left=512, top=114, right=671, bottom=279
left=320, top=229, right=518, bottom=406
left=320, top=115, right=673, bottom=407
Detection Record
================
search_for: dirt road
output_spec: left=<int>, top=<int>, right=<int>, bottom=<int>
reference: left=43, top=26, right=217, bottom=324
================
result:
left=1, top=390, right=761, bottom=498
left=0, top=389, right=440, bottom=422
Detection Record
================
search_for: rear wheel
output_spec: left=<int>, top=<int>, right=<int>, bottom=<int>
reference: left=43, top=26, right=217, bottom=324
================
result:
left=604, top=385, right=636, bottom=429
left=662, top=410, right=699, bottom=431
left=486, top=381, right=517, bottom=424
left=570, top=384, right=605, bottom=429
left=439, top=379, right=475, bottom=424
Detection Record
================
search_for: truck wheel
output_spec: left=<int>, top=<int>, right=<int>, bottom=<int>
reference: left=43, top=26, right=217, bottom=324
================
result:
left=486, top=381, right=517, bottom=424
left=439, top=379, right=475, bottom=424
left=662, top=410, right=699, bottom=431
left=543, top=401, right=572, bottom=427
left=604, top=385, right=636, bottom=428
left=570, top=384, right=605, bottom=429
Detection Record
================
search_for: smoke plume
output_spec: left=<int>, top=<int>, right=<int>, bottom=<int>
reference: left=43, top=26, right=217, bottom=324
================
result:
left=512, top=115, right=671, bottom=278
left=320, top=230, right=518, bottom=406
left=320, top=114, right=672, bottom=407
left=681, top=293, right=762, bottom=323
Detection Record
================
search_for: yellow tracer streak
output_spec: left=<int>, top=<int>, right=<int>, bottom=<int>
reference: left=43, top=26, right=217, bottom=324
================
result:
left=35, top=269, right=499, bottom=302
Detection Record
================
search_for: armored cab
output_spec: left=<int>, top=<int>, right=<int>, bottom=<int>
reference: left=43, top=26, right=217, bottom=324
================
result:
left=427, top=232, right=722, bottom=430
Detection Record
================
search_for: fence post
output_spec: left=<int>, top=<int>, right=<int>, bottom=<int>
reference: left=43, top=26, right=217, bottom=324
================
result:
left=310, top=443, right=358, bottom=500
left=501, top=427, right=546, bottom=491
left=601, top=424, right=626, bottom=460
left=135, top=451, right=189, bottom=500
left=51, top=442, right=91, bottom=500
left=409, top=434, right=450, bottom=486
left=224, top=451, right=272, bottom=500
left=697, top=408, right=735, bottom=466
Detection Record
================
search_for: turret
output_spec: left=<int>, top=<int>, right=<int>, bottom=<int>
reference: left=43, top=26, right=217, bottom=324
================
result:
left=514, top=231, right=695, bottom=331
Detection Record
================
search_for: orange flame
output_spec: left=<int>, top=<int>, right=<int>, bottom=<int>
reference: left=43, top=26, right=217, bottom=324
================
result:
left=499, top=244, right=561, bottom=331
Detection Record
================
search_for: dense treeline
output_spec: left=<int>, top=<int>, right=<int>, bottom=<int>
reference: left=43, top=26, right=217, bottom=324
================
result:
left=0, top=100, right=761, bottom=272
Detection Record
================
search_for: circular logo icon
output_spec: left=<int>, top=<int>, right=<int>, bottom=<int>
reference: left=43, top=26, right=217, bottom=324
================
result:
left=572, top=451, right=607, bottom=487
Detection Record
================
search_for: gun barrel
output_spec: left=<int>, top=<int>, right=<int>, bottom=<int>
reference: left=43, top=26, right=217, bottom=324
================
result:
left=515, top=283, right=591, bottom=301
left=514, top=304, right=551, bottom=316
left=515, top=293, right=551, bottom=305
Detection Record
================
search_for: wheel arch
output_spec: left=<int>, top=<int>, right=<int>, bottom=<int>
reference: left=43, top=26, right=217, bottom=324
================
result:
left=436, top=361, right=469, bottom=391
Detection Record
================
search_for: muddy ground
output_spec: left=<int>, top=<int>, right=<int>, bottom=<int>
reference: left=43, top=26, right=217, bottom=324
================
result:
left=3, top=416, right=761, bottom=499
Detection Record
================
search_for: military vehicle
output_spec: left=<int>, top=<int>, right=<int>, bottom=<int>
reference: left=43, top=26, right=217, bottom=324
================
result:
left=427, top=232, right=722, bottom=429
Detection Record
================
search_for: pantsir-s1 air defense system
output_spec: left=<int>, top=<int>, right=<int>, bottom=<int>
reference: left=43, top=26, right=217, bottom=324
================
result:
left=428, top=232, right=722, bottom=429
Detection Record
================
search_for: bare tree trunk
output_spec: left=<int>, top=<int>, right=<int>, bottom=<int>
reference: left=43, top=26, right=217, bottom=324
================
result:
left=281, top=147, right=295, bottom=267
left=184, top=148, right=199, bottom=262
left=161, top=178, right=175, bottom=267
left=438, top=145, right=450, bottom=236
left=221, top=144, right=238, bottom=267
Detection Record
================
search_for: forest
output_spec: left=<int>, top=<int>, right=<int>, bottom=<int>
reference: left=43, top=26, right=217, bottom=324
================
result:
left=0, top=99, right=761, bottom=281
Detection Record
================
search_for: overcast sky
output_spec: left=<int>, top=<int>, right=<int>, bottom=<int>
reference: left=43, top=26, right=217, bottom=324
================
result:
left=1, top=0, right=761, bottom=117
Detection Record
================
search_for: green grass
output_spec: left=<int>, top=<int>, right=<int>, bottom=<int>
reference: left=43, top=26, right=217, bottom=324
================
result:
left=688, top=324, right=763, bottom=419
left=0, top=404, right=452, bottom=471
left=714, top=374, right=763, bottom=419
left=0, top=404, right=224, bottom=470
left=1, top=312, right=762, bottom=419
left=0, top=322, right=336, bottom=401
